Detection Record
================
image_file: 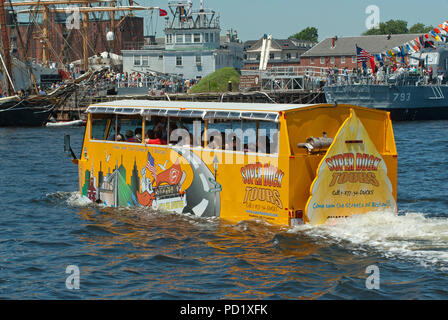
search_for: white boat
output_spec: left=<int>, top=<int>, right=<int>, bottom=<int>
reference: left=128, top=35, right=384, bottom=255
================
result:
left=46, top=119, right=84, bottom=127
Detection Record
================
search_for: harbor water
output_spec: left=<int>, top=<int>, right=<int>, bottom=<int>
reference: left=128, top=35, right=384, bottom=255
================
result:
left=1, top=121, right=448, bottom=299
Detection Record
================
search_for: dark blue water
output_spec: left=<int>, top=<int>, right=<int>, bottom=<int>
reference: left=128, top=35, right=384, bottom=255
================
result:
left=1, top=121, right=448, bottom=299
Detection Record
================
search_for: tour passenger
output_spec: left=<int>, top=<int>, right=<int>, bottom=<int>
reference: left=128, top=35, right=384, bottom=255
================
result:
left=145, top=129, right=154, bottom=143
left=245, top=142, right=257, bottom=153
left=109, top=126, right=123, bottom=141
left=221, top=132, right=227, bottom=150
left=224, top=135, right=241, bottom=151
left=125, top=130, right=138, bottom=142
left=134, top=128, right=143, bottom=143
left=208, top=133, right=222, bottom=149
left=146, top=128, right=167, bottom=145
left=224, top=133, right=233, bottom=150
left=154, top=118, right=168, bottom=141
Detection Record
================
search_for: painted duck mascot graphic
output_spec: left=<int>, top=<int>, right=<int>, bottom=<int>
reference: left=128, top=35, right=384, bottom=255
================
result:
left=136, top=149, right=222, bottom=218
left=136, top=152, right=187, bottom=208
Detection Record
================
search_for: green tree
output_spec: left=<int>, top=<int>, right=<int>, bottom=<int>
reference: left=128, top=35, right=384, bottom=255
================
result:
left=409, top=23, right=434, bottom=33
left=289, top=27, right=318, bottom=42
left=363, top=19, right=408, bottom=35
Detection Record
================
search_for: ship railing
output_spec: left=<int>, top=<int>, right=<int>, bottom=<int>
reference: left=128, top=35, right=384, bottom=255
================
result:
left=326, top=72, right=442, bottom=87
left=241, top=66, right=332, bottom=91
left=242, top=66, right=345, bottom=79
left=116, top=78, right=189, bottom=93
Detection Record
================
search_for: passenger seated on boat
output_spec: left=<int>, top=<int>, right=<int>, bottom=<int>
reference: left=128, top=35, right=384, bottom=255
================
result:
left=145, top=129, right=154, bottom=143
left=154, top=118, right=168, bottom=141
left=134, top=128, right=143, bottom=143
left=208, top=132, right=223, bottom=149
left=225, top=135, right=241, bottom=151
left=109, top=126, right=123, bottom=141
left=146, top=127, right=167, bottom=145
left=125, top=130, right=138, bottom=142
left=245, top=143, right=257, bottom=153
left=224, top=133, right=232, bottom=150
left=145, top=129, right=154, bottom=140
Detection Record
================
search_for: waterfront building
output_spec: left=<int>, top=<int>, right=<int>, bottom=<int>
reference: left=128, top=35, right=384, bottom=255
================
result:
left=122, top=0, right=244, bottom=79
left=243, top=36, right=315, bottom=71
left=299, top=34, right=422, bottom=73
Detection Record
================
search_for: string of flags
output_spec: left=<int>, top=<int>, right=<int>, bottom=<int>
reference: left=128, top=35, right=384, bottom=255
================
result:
left=357, top=19, right=448, bottom=69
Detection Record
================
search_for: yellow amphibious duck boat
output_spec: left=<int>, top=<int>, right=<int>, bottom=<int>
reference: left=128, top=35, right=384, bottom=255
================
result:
left=65, top=100, right=397, bottom=226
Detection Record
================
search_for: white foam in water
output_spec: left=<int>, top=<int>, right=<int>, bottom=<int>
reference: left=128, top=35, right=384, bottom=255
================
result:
left=289, top=210, right=448, bottom=270
left=65, top=191, right=94, bottom=207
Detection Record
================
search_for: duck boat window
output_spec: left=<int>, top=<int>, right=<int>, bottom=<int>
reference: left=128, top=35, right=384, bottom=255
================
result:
left=91, top=114, right=143, bottom=143
left=117, top=116, right=143, bottom=142
left=91, top=115, right=112, bottom=141
left=91, top=114, right=124, bottom=140
left=206, top=118, right=279, bottom=154
left=88, top=106, right=279, bottom=153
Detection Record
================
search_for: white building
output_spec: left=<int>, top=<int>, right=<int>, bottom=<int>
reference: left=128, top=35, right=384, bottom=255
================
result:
left=122, top=0, right=244, bottom=80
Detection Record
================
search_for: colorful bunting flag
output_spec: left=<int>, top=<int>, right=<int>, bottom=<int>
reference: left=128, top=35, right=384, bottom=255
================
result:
left=430, top=31, right=440, bottom=41
left=371, top=18, right=448, bottom=65
left=419, top=35, right=425, bottom=46
left=439, top=23, right=448, bottom=33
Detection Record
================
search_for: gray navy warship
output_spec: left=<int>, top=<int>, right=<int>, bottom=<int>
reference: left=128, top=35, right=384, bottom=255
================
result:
left=324, top=44, right=448, bottom=121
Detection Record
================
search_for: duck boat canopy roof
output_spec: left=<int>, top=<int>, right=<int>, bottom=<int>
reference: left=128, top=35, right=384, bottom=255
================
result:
left=85, top=100, right=335, bottom=122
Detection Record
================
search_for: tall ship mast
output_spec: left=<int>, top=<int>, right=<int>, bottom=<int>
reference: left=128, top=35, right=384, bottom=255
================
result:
left=11, top=0, right=158, bottom=71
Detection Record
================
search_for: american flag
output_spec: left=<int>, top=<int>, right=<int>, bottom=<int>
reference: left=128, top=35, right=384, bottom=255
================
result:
left=356, top=45, right=372, bottom=63
left=145, top=152, right=157, bottom=178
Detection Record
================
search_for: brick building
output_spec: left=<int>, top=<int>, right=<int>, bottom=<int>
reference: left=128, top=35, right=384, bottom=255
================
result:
left=299, top=33, right=422, bottom=74
left=10, top=15, right=143, bottom=67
